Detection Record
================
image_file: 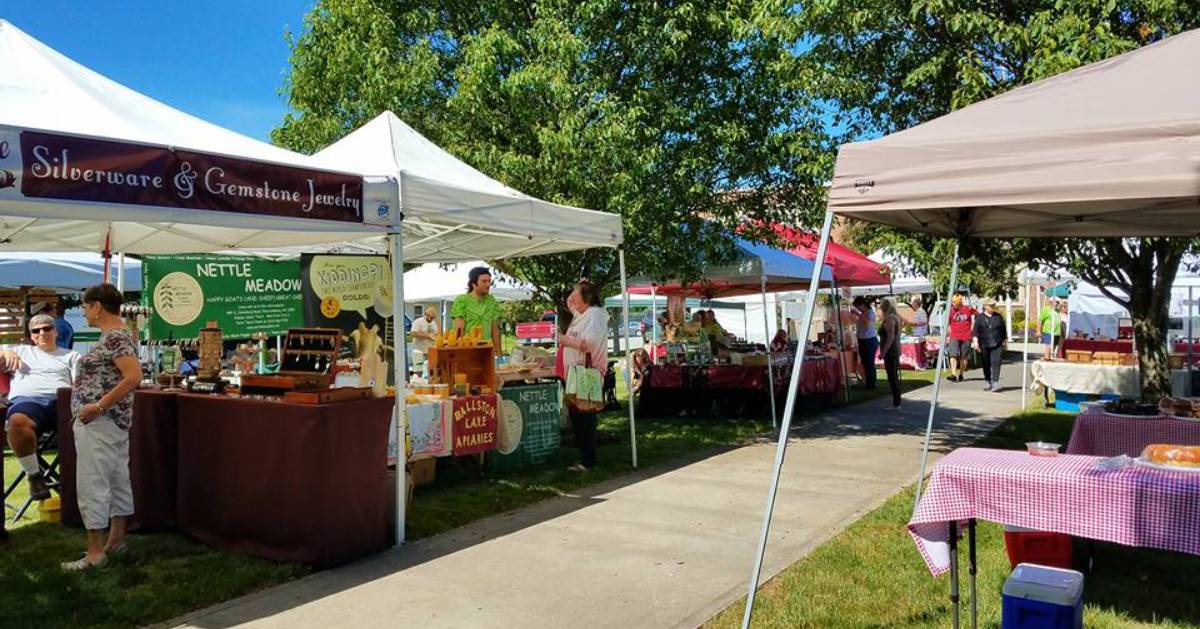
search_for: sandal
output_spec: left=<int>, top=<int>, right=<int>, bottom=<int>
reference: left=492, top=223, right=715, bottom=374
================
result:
left=61, top=555, right=106, bottom=572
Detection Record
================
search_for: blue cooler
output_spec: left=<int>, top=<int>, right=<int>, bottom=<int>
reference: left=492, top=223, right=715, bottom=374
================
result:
left=1002, top=563, right=1084, bottom=629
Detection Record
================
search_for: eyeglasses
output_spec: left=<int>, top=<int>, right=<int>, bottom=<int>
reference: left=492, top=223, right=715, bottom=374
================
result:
left=30, top=326, right=54, bottom=334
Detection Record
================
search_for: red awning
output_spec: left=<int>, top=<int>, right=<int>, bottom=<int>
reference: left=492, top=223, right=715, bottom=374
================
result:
left=772, top=225, right=889, bottom=288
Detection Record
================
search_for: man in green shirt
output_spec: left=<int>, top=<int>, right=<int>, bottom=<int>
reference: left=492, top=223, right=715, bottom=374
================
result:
left=451, top=266, right=502, bottom=347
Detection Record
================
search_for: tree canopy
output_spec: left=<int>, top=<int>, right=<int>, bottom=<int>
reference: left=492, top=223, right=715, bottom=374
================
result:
left=275, top=0, right=831, bottom=321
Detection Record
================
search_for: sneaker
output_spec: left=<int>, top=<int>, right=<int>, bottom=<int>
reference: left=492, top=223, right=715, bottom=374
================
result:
left=982, top=382, right=993, bottom=391
left=27, top=472, right=51, bottom=501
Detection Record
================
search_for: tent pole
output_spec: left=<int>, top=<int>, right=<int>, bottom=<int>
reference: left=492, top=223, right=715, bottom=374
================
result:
left=116, top=253, right=126, bottom=292
left=1021, top=278, right=1030, bottom=410
left=912, top=240, right=961, bottom=517
left=761, top=274, right=778, bottom=429
left=831, top=278, right=851, bottom=404
left=1005, top=294, right=1012, bottom=344
left=390, top=186, right=409, bottom=547
left=651, top=285, right=658, bottom=365
left=619, top=248, right=638, bottom=468
left=1189, top=286, right=1194, bottom=396
left=741, top=209, right=834, bottom=629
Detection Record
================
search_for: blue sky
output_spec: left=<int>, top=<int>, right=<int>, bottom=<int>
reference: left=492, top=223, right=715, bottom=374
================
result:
left=4, top=1, right=316, bottom=141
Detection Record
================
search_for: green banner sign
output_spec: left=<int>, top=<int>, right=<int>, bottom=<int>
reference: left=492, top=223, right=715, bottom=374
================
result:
left=142, top=254, right=303, bottom=339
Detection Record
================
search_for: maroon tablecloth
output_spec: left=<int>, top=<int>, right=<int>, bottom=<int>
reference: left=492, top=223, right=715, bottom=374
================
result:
left=1063, top=338, right=1133, bottom=354
left=1066, top=408, right=1200, bottom=457
left=175, top=394, right=393, bottom=568
left=56, top=388, right=179, bottom=532
left=646, top=355, right=843, bottom=395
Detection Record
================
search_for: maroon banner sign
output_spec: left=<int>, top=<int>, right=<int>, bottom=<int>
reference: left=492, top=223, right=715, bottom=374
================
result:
left=17, top=130, right=363, bottom=222
left=451, top=394, right=499, bottom=456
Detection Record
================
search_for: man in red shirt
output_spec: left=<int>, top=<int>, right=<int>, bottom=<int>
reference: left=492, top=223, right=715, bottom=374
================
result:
left=945, top=293, right=976, bottom=382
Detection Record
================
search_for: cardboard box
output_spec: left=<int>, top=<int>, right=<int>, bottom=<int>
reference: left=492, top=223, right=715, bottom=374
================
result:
left=1065, top=350, right=1092, bottom=364
left=409, top=457, right=437, bottom=486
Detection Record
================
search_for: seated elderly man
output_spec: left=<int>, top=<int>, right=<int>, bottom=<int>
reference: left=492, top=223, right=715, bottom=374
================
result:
left=1, top=313, right=80, bottom=500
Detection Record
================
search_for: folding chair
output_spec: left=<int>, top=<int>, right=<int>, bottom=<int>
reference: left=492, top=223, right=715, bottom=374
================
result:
left=3, top=427, right=60, bottom=525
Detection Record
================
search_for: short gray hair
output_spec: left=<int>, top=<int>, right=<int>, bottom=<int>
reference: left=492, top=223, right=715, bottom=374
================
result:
left=29, top=314, right=55, bottom=330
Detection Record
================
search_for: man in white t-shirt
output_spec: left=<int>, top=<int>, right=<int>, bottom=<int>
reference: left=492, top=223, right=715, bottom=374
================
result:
left=2, top=314, right=80, bottom=500
left=410, top=307, right=439, bottom=373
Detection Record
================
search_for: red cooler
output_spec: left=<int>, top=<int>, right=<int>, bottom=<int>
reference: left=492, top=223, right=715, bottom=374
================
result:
left=1004, top=525, right=1073, bottom=569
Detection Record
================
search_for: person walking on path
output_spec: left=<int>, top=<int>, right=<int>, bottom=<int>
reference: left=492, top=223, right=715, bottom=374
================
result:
left=851, top=296, right=878, bottom=389
left=878, top=298, right=903, bottom=409
left=973, top=299, right=1008, bottom=392
left=945, top=293, right=976, bottom=382
left=557, top=280, right=609, bottom=472
left=64, top=283, right=141, bottom=571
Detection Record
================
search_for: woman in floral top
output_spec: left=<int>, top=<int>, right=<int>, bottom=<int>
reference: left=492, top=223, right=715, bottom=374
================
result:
left=63, top=283, right=142, bottom=572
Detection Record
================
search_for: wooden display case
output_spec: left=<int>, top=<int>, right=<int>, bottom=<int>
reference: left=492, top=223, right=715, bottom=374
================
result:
left=241, top=328, right=342, bottom=395
left=427, top=344, right=496, bottom=390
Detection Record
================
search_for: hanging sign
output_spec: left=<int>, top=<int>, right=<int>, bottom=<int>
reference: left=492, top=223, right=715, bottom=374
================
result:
left=0, top=126, right=363, bottom=222
left=143, top=254, right=303, bottom=339
left=451, top=394, right=498, bottom=456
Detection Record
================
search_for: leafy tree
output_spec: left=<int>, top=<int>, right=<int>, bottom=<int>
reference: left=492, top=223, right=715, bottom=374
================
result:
left=274, top=0, right=829, bottom=330
left=803, top=0, right=1200, bottom=399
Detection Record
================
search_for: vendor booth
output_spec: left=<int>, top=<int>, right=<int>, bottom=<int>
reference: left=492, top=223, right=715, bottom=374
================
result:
left=0, top=19, right=628, bottom=564
left=628, top=236, right=838, bottom=425
left=741, top=27, right=1200, bottom=629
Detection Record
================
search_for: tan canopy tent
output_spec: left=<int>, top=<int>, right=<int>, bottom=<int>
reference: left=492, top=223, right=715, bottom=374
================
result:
left=742, top=28, right=1200, bottom=628
left=827, top=28, right=1200, bottom=239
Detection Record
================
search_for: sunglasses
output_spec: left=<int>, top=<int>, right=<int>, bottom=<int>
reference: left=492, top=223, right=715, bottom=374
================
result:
left=30, top=326, right=54, bottom=334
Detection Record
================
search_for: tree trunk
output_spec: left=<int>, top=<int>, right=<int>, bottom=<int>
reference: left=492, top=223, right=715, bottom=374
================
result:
left=1131, top=308, right=1171, bottom=402
left=1126, top=258, right=1176, bottom=402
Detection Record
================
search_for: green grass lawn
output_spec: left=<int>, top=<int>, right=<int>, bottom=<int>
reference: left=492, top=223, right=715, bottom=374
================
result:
left=0, top=366, right=935, bottom=628
left=705, top=410, right=1200, bottom=629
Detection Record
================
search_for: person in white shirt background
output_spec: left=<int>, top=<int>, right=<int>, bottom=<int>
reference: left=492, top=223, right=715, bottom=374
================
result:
left=909, top=296, right=929, bottom=337
left=410, top=306, right=440, bottom=376
left=1, top=313, right=80, bottom=501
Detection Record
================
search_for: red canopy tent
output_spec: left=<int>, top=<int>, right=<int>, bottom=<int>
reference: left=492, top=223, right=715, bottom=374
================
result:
left=772, top=225, right=890, bottom=288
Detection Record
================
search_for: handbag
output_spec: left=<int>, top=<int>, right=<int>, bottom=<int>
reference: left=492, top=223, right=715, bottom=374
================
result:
left=564, top=352, right=606, bottom=414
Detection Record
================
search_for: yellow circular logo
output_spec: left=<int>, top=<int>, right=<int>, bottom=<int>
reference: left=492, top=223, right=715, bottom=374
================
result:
left=320, top=296, right=341, bottom=318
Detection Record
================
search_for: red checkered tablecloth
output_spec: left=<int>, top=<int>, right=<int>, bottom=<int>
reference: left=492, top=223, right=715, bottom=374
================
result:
left=908, top=447, right=1200, bottom=576
left=1067, top=409, right=1200, bottom=457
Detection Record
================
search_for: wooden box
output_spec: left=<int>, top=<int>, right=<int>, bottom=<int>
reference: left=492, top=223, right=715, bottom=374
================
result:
left=1092, top=351, right=1121, bottom=366
left=427, top=345, right=496, bottom=390
left=241, top=327, right=342, bottom=394
left=1066, top=350, right=1093, bottom=364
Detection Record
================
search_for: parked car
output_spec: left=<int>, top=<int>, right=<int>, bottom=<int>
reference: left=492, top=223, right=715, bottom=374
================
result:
left=639, top=309, right=664, bottom=343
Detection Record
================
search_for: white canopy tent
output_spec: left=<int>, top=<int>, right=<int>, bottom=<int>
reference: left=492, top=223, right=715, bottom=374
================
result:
left=0, top=20, right=626, bottom=548
left=741, top=28, right=1200, bottom=627
left=0, top=252, right=142, bottom=291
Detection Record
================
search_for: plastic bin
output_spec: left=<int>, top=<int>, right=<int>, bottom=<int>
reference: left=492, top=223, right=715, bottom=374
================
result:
left=1003, top=525, right=1072, bottom=569
left=1052, top=389, right=1119, bottom=413
left=1002, top=563, right=1084, bottom=629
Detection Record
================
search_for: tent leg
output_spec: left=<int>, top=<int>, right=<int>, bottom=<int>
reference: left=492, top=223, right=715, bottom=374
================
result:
left=1021, top=279, right=1030, bottom=410
left=831, top=278, right=851, bottom=404
left=651, top=285, right=658, bottom=364
left=741, top=209, right=834, bottom=629
left=117, top=253, right=126, bottom=292
left=1189, top=287, right=1194, bottom=396
left=762, top=275, right=777, bottom=429
left=390, top=227, right=409, bottom=546
left=619, top=249, right=638, bottom=468
left=912, top=241, right=961, bottom=517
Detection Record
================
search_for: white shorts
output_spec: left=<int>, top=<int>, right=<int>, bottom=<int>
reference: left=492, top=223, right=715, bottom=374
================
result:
left=73, top=418, right=134, bottom=530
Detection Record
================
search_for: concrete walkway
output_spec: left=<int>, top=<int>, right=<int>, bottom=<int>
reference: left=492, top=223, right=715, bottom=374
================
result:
left=172, top=366, right=1025, bottom=629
